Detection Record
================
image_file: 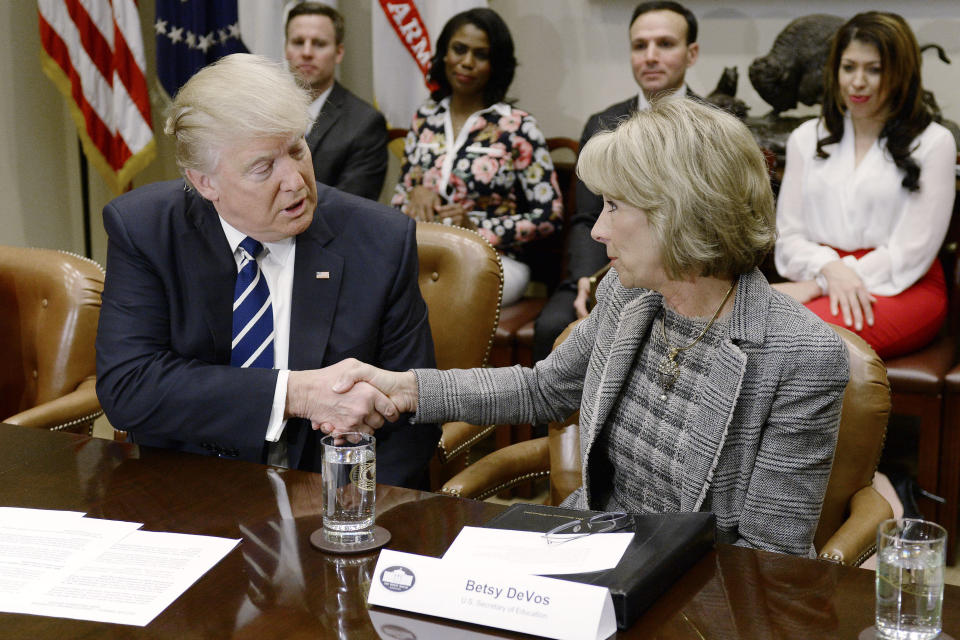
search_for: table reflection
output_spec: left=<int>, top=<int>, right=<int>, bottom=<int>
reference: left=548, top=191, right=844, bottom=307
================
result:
left=656, top=547, right=841, bottom=639
left=7, top=425, right=953, bottom=640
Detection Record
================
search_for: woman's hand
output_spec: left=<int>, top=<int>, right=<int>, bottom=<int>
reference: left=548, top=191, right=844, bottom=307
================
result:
left=820, top=260, right=876, bottom=331
left=435, top=202, right=474, bottom=229
left=405, top=186, right=442, bottom=222
left=771, top=280, right=821, bottom=304
left=573, top=276, right=592, bottom=319
left=330, top=361, right=420, bottom=435
left=286, top=362, right=400, bottom=436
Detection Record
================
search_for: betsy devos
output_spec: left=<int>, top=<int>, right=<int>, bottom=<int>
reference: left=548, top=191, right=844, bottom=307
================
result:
left=332, top=99, right=849, bottom=557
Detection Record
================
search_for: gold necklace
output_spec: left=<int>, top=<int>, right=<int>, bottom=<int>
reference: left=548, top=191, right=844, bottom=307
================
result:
left=656, top=281, right=736, bottom=393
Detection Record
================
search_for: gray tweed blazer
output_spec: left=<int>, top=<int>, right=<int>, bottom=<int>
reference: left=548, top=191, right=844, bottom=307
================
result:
left=415, top=268, right=849, bottom=556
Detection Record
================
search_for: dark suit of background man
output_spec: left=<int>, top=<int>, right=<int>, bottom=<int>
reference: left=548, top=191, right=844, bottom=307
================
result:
left=95, top=53, right=438, bottom=489
left=285, top=2, right=388, bottom=201
left=533, top=1, right=701, bottom=362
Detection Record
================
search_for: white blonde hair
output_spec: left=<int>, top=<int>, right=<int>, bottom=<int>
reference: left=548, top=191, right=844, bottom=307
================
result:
left=577, top=99, right=775, bottom=279
left=164, top=54, right=312, bottom=185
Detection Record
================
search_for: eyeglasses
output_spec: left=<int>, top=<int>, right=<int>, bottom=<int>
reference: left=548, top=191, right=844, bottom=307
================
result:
left=542, top=512, right=632, bottom=544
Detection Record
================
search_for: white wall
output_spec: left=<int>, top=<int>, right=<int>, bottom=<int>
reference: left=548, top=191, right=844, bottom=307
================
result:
left=0, top=2, right=83, bottom=254
left=496, top=0, right=960, bottom=139
left=3, top=1, right=958, bottom=266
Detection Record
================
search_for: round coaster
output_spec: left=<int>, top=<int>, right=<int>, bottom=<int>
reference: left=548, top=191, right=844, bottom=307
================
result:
left=859, top=626, right=954, bottom=640
left=310, top=525, right=391, bottom=554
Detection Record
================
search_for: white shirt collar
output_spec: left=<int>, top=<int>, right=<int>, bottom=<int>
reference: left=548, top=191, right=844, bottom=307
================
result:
left=218, top=216, right=295, bottom=266
left=637, top=84, right=687, bottom=111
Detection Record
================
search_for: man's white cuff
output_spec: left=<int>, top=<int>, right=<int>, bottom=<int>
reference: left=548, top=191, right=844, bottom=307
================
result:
left=265, top=369, right=290, bottom=442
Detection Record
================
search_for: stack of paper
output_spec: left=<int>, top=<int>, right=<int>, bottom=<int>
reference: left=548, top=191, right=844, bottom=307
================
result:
left=443, top=526, right=634, bottom=575
left=0, top=507, right=239, bottom=626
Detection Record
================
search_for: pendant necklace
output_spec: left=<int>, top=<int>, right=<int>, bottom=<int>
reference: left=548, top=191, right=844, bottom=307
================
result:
left=656, top=281, right=736, bottom=398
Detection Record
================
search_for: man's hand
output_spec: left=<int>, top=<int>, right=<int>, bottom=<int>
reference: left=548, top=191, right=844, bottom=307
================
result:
left=405, top=186, right=441, bottom=222
left=820, top=260, right=876, bottom=331
left=771, top=280, right=822, bottom=304
left=573, top=276, right=592, bottom=319
left=285, top=361, right=400, bottom=436
left=330, top=360, right=419, bottom=422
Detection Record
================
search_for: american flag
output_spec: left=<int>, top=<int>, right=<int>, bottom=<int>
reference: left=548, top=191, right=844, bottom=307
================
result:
left=155, top=0, right=248, bottom=98
left=38, top=0, right=155, bottom=195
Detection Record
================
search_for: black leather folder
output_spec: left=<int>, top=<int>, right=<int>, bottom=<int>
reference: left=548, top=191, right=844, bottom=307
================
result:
left=483, top=504, right=716, bottom=630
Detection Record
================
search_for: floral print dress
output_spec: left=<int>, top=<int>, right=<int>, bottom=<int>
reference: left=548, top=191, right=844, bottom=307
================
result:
left=391, top=98, right=563, bottom=258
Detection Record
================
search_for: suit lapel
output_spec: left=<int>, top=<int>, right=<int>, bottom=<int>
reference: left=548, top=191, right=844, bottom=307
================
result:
left=307, top=82, right=344, bottom=155
left=285, top=194, right=342, bottom=469
left=289, top=200, right=342, bottom=371
left=182, top=192, right=236, bottom=363
left=680, top=339, right=747, bottom=511
left=679, top=271, right=767, bottom=511
left=579, top=292, right=660, bottom=503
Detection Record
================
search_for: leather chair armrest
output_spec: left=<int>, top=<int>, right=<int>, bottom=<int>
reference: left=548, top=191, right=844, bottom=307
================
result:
left=438, top=421, right=496, bottom=465
left=818, top=486, right=893, bottom=566
left=440, top=437, right=549, bottom=500
left=4, top=377, right=102, bottom=434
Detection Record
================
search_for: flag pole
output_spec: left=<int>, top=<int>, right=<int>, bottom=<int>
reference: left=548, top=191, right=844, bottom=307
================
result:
left=78, top=138, right=92, bottom=259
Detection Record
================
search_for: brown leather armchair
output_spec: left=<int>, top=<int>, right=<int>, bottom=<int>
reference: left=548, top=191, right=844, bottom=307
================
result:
left=416, top=222, right=503, bottom=488
left=0, top=246, right=104, bottom=433
left=939, top=363, right=960, bottom=563
left=489, top=137, right=579, bottom=485
left=816, top=325, right=893, bottom=565
left=442, top=323, right=893, bottom=566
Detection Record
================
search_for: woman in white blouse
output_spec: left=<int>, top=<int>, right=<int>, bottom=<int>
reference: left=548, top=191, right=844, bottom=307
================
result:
left=774, top=11, right=956, bottom=358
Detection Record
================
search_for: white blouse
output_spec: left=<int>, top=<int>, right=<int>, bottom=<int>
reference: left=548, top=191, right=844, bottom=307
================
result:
left=775, top=116, right=956, bottom=297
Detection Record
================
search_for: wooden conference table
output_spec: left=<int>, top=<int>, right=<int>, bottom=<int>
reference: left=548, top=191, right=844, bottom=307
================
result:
left=0, top=424, right=957, bottom=639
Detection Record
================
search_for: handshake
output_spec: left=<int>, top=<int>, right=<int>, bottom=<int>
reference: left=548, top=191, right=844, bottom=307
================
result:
left=284, top=359, right=419, bottom=436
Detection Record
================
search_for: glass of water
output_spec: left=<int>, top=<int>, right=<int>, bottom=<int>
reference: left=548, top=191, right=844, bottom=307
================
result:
left=875, top=518, right=946, bottom=640
left=321, top=433, right=376, bottom=544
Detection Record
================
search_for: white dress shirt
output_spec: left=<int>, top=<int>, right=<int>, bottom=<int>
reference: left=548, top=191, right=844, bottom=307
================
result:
left=219, top=217, right=296, bottom=456
left=775, top=116, right=956, bottom=296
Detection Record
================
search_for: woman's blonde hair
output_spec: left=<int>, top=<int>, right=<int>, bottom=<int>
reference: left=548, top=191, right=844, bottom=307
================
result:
left=577, top=99, right=775, bottom=280
left=164, top=54, right=312, bottom=184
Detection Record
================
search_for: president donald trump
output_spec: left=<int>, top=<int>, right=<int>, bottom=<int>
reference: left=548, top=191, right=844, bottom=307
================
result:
left=95, top=54, right=437, bottom=488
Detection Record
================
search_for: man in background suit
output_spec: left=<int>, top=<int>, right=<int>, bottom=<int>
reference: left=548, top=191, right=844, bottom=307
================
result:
left=95, top=54, right=438, bottom=489
left=285, top=3, right=388, bottom=201
left=533, top=1, right=701, bottom=362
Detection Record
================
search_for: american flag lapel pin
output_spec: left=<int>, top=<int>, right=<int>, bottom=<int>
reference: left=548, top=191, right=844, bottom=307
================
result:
left=316, top=271, right=330, bottom=279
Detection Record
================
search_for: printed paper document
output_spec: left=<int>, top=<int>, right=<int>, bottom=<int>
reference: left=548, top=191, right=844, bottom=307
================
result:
left=442, top=526, right=633, bottom=575
left=0, top=507, right=239, bottom=626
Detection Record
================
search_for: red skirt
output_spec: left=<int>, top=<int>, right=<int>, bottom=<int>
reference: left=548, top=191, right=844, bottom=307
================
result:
left=804, top=248, right=946, bottom=359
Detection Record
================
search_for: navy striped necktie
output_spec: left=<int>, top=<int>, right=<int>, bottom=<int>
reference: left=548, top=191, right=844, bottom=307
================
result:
left=231, top=237, right=275, bottom=368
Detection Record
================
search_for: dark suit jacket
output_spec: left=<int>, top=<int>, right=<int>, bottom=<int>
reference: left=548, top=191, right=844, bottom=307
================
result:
left=95, top=180, right=438, bottom=488
left=308, top=81, right=388, bottom=202
left=564, top=96, right=639, bottom=289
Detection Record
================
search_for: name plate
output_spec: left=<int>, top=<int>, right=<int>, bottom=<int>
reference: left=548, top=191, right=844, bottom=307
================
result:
left=367, top=550, right=616, bottom=640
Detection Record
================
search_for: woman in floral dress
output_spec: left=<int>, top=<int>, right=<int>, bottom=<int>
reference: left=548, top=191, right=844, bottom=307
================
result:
left=391, top=8, right=563, bottom=305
